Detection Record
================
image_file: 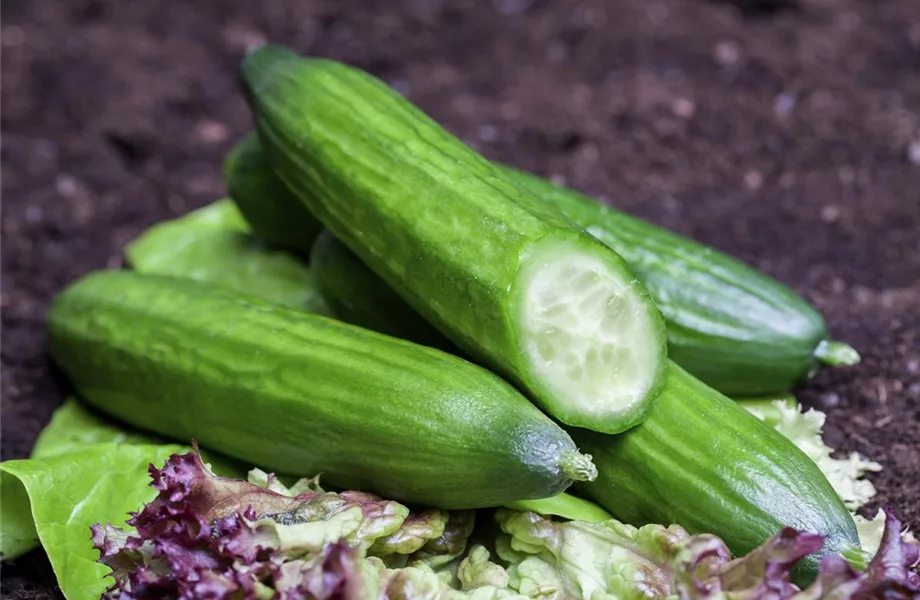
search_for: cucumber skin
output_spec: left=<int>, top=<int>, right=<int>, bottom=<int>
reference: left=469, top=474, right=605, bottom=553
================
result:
left=571, top=364, right=858, bottom=583
left=224, top=133, right=322, bottom=254
left=310, top=229, right=452, bottom=351
left=126, top=199, right=332, bottom=315
left=223, top=137, right=836, bottom=397
left=46, top=271, right=585, bottom=509
left=506, top=168, right=829, bottom=396
left=241, top=46, right=667, bottom=433
left=309, top=233, right=859, bottom=578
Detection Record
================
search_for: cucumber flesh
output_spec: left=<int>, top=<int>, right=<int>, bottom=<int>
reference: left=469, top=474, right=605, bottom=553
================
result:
left=503, top=165, right=859, bottom=395
left=517, top=238, right=664, bottom=426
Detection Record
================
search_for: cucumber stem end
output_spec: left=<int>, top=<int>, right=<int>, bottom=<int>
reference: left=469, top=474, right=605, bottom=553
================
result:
left=560, top=450, right=597, bottom=483
left=814, top=340, right=861, bottom=367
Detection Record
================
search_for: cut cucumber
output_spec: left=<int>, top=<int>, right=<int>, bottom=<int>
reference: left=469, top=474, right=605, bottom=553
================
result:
left=241, top=46, right=668, bottom=433
left=516, top=239, right=664, bottom=424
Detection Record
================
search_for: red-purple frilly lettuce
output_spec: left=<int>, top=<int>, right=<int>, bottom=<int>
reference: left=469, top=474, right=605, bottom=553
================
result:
left=92, top=450, right=919, bottom=599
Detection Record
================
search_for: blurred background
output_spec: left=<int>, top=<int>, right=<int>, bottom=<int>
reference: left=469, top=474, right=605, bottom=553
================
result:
left=1, top=0, right=918, bottom=595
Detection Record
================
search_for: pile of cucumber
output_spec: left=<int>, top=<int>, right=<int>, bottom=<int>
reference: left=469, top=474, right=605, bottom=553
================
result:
left=46, top=45, right=863, bottom=583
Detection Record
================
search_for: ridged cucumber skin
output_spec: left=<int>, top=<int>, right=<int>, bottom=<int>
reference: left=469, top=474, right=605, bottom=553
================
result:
left=126, top=200, right=332, bottom=316
left=505, top=168, right=840, bottom=396
left=46, top=271, right=589, bottom=509
left=306, top=236, right=859, bottom=579
left=571, top=364, right=858, bottom=583
left=224, top=132, right=322, bottom=254
left=241, top=46, right=667, bottom=433
left=223, top=135, right=851, bottom=397
left=310, top=230, right=452, bottom=350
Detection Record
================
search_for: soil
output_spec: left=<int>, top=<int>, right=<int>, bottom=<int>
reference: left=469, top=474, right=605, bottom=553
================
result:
left=1, top=0, right=918, bottom=597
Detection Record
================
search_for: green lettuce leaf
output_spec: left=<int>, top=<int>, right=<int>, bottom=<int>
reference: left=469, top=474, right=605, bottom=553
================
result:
left=0, top=443, right=182, bottom=600
left=30, top=398, right=159, bottom=459
left=495, top=507, right=696, bottom=599
left=505, top=493, right=611, bottom=523
left=1, top=399, right=241, bottom=562
left=1, top=398, right=158, bottom=561
left=125, top=198, right=332, bottom=314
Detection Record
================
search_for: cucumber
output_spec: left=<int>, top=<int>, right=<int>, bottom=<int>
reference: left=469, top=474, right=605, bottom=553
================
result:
left=223, top=141, right=857, bottom=397
left=126, top=199, right=332, bottom=315
left=224, top=132, right=322, bottom=253
left=46, top=270, right=596, bottom=509
left=310, top=229, right=451, bottom=350
left=308, top=233, right=857, bottom=579
left=504, top=167, right=859, bottom=395
left=571, top=364, right=858, bottom=583
left=241, top=46, right=668, bottom=434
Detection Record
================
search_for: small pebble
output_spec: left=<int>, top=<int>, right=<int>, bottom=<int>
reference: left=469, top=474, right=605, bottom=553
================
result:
left=819, top=392, right=841, bottom=408
left=774, top=92, right=796, bottom=118
left=56, top=174, right=78, bottom=197
left=907, top=140, right=920, bottom=165
left=713, top=40, right=741, bottom=67
left=478, top=124, right=498, bottom=143
left=820, top=205, right=841, bottom=223
left=744, top=170, right=763, bottom=190
left=671, top=97, right=696, bottom=119
left=195, top=120, right=229, bottom=144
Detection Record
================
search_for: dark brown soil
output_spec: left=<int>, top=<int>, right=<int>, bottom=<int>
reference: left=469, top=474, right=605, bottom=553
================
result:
left=2, top=0, right=918, bottom=597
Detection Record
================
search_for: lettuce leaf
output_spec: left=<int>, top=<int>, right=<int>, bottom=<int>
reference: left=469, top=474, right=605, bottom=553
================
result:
left=1, top=443, right=183, bottom=600
left=0, top=399, right=242, bottom=562
left=30, top=398, right=160, bottom=459
left=497, top=508, right=920, bottom=600
left=125, top=199, right=332, bottom=314
left=89, top=450, right=919, bottom=600
left=504, top=493, right=612, bottom=523
left=1, top=398, right=159, bottom=562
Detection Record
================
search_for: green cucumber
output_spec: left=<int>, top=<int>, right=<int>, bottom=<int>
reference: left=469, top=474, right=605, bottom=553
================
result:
left=310, top=229, right=451, bottom=350
left=309, top=232, right=858, bottom=578
left=224, top=132, right=322, bottom=253
left=504, top=167, right=859, bottom=395
left=571, top=364, right=858, bottom=583
left=126, top=199, right=332, bottom=315
left=46, top=270, right=596, bottom=509
left=242, top=46, right=668, bottom=434
left=223, top=140, right=857, bottom=397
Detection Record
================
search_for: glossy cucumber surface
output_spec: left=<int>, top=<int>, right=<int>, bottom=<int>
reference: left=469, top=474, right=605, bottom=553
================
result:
left=224, top=132, right=322, bottom=253
left=224, top=135, right=857, bottom=396
left=46, top=271, right=596, bottom=509
left=242, top=47, right=668, bottom=433
left=571, top=364, right=858, bottom=583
